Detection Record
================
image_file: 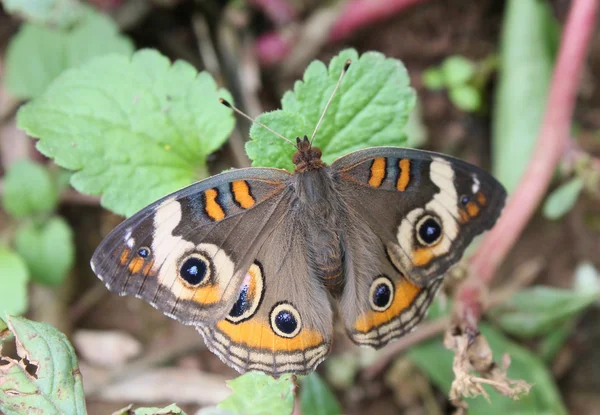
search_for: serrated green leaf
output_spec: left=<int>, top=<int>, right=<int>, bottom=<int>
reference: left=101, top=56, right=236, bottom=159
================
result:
left=0, top=249, right=29, bottom=316
left=2, top=160, right=58, bottom=219
left=0, top=315, right=87, bottom=415
left=0, top=0, right=84, bottom=28
left=247, top=48, right=416, bottom=171
left=5, top=8, right=134, bottom=99
left=442, top=56, right=475, bottom=87
left=422, top=67, right=446, bottom=90
left=489, top=285, right=599, bottom=338
left=18, top=49, right=235, bottom=217
left=299, top=373, right=342, bottom=415
left=542, top=177, right=585, bottom=220
left=408, top=324, right=567, bottom=414
left=218, top=372, right=295, bottom=415
left=449, top=85, right=481, bottom=112
left=15, top=216, right=75, bottom=286
left=492, top=0, right=556, bottom=192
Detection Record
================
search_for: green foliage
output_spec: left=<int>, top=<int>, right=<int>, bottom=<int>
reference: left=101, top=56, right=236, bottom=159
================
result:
left=408, top=324, right=567, bottom=414
left=0, top=249, right=29, bottom=316
left=15, top=217, right=75, bottom=286
left=18, top=49, right=235, bottom=217
left=218, top=372, right=295, bottom=415
left=0, top=315, right=87, bottom=415
left=247, top=49, right=416, bottom=171
left=492, top=0, right=556, bottom=193
left=422, top=55, right=484, bottom=112
left=542, top=177, right=585, bottom=220
left=4, top=7, right=133, bottom=99
left=0, top=0, right=84, bottom=28
left=2, top=160, right=58, bottom=219
left=299, top=373, right=342, bottom=415
left=113, top=404, right=187, bottom=415
left=489, top=285, right=600, bottom=339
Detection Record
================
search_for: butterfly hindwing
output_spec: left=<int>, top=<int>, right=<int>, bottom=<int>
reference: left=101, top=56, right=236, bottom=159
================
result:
left=197, top=211, right=333, bottom=376
left=91, top=167, right=292, bottom=326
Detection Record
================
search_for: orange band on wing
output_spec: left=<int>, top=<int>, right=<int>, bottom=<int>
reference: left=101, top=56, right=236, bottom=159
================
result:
left=232, top=180, right=255, bottom=209
left=204, top=188, right=226, bottom=221
left=368, top=158, right=386, bottom=187
left=477, top=192, right=487, bottom=206
left=412, top=247, right=434, bottom=267
left=354, top=279, right=421, bottom=332
left=396, top=159, right=410, bottom=191
left=216, top=319, right=324, bottom=350
left=119, top=248, right=131, bottom=265
left=466, top=201, right=480, bottom=217
left=128, top=257, right=145, bottom=274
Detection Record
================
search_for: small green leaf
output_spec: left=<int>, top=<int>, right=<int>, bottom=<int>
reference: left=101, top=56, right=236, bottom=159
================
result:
left=5, top=8, right=134, bottom=99
left=490, top=285, right=599, bottom=338
left=0, top=0, right=84, bottom=28
left=299, top=373, right=342, bottom=415
left=492, top=0, right=556, bottom=192
left=218, top=372, right=295, bottom=415
left=15, top=217, right=75, bottom=286
left=0, top=249, right=29, bottom=316
left=18, top=49, right=235, bottom=217
left=0, top=315, right=87, bottom=414
left=422, top=67, right=446, bottom=90
left=449, top=85, right=482, bottom=112
left=2, top=160, right=58, bottom=219
left=538, top=320, right=574, bottom=362
left=408, top=324, right=567, bottom=414
left=442, top=56, right=476, bottom=87
left=132, top=404, right=187, bottom=415
left=542, top=177, right=585, bottom=220
left=247, top=48, right=416, bottom=171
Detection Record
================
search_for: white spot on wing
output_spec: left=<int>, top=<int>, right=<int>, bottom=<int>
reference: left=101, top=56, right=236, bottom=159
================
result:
left=124, top=227, right=135, bottom=249
left=471, top=174, right=480, bottom=194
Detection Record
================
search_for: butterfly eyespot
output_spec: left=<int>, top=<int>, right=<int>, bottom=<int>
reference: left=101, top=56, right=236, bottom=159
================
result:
left=270, top=302, right=301, bottom=338
left=137, top=247, right=151, bottom=258
left=416, top=215, right=443, bottom=246
left=369, top=276, right=395, bottom=312
left=460, top=195, right=470, bottom=205
left=226, top=261, right=265, bottom=324
left=179, top=254, right=211, bottom=286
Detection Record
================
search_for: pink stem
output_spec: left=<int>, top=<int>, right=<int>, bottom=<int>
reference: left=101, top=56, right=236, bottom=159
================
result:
left=255, top=0, right=429, bottom=65
left=457, top=0, right=598, bottom=326
left=248, top=0, right=298, bottom=25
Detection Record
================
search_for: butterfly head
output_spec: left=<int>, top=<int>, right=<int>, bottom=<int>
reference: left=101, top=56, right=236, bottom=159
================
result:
left=293, top=135, right=324, bottom=172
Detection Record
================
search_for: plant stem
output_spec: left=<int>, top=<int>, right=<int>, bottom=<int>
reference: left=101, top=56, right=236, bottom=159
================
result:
left=457, top=0, right=599, bottom=328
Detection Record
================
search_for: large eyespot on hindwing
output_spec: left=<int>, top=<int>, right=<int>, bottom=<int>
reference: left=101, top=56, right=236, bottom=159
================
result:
left=270, top=302, right=302, bottom=338
left=178, top=252, right=213, bottom=287
left=415, top=214, right=443, bottom=247
left=226, top=261, right=265, bottom=324
left=369, top=276, right=395, bottom=312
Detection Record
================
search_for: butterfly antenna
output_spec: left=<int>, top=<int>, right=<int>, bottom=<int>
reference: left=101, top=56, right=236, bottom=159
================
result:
left=219, top=98, right=297, bottom=148
left=309, top=59, right=352, bottom=145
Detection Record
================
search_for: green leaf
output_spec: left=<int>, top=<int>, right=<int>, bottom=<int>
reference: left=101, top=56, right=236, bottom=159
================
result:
left=247, top=48, right=416, bottom=171
left=0, top=315, right=87, bottom=415
left=538, top=320, right=574, bottom=362
left=489, top=285, right=599, bottom=338
left=299, top=373, right=342, bottom=415
left=0, top=0, right=84, bottom=28
left=408, top=323, right=567, bottom=414
left=114, top=403, right=186, bottom=415
left=18, top=49, right=235, bottom=217
left=5, top=8, right=134, bottom=100
left=218, top=372, right=295, bottom=415
left=449, top=85, right=482, bottom=112
left=0, top=249, right=29, bottom=316
left=2, top=160, right=58, bottom=219
left=442, top=56, right=475, bottom=87
left=15, top=217, right=75, bottom=286
left=542, top=177, right=585, bottom=220
left=492, top=0, right=556, bottom=193
left=422, top=67, right=446, bottom=90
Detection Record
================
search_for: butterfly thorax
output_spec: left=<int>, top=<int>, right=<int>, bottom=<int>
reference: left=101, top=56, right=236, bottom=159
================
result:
left=293, top=136, right=325, bottom=172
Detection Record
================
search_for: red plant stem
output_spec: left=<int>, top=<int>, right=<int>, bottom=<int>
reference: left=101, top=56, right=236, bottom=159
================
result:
left=248, top=0, right=297, bottom=25
left=255, top=0, right=429, bottom=65
left=457, top=0, right=599, bottom=327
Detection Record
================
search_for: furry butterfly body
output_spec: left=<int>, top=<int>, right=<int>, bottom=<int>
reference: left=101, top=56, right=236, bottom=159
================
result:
left=91, top=136, right=506, bottom=376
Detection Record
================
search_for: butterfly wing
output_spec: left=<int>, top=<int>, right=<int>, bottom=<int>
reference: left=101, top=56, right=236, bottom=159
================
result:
left=332, top=147, right=506, bottom=347
left=197, top=210, right=333, bottom=376
left=91, top=167, right=294, bottom=326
